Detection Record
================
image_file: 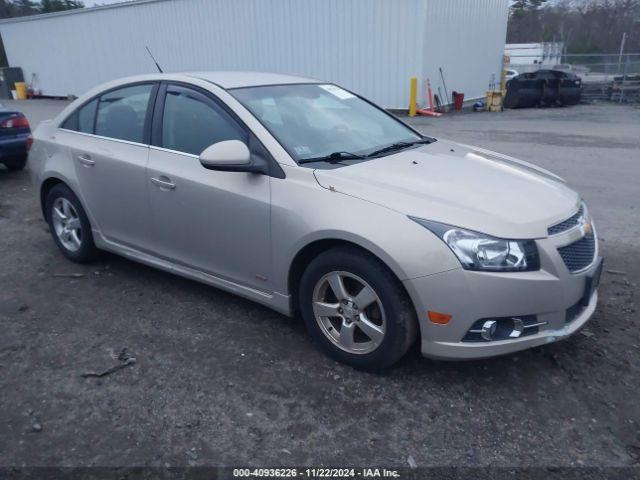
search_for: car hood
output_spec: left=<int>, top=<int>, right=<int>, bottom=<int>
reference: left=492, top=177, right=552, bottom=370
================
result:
left=313, top=139, right=580, bottom=239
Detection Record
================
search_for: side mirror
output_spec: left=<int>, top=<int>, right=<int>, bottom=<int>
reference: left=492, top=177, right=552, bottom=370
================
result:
left=199, top=140, right=251, bottom=170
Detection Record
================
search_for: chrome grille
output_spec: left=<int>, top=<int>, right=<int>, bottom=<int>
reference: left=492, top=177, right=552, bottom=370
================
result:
left=558, top=234, right=596, bottom=273
left=548, top=205, right=584, bottom=235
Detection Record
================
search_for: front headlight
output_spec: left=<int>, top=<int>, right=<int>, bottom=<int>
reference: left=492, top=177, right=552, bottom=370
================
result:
left=410, top=217, right=540, bottom=272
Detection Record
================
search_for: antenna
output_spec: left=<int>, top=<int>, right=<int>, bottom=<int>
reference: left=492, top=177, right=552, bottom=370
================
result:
left=145, top=46, right=163, bottom=73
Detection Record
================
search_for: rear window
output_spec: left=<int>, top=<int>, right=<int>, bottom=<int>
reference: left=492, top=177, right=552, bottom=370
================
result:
left=61, top=84, right=152, bottom=142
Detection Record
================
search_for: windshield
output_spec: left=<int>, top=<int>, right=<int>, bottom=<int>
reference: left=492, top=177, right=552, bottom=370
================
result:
left=230, top=84, right=423, bottom=163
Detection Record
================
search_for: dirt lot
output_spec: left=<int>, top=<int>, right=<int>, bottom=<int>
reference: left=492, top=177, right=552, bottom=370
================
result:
left=1, top=100, right=639, bottom=469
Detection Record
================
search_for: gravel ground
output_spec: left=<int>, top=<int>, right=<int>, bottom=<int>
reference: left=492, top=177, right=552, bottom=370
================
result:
left=0, top=100, right=639, bottom=469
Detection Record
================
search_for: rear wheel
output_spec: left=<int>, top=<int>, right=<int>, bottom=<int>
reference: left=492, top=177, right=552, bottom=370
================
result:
left=299, top=246, right=418, bottom=370
left=45, top=184, right=99, bottom=263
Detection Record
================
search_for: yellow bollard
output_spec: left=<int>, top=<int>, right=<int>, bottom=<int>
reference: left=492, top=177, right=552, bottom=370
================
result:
left=409, top=76, right=418, bottom=117
left=501, top=54, right=510, bottom=98
left=15, top=82, right=27, bottom=100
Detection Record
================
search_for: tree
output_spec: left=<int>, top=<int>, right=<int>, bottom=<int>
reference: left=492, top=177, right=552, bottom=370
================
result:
left=40, top=0, right=84, bottom=13
left=13, top=0, right=38, bottom=15
left=0, top=1, right=15, bottom=18
left=508, top=0, right=551, bottom=43
left=0, top=0, right=84, bottom=18
left=508, top=0, right=640, bottom=53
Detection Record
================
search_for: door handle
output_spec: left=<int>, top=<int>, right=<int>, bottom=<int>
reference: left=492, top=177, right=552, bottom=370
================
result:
left=77, top=154, right=95, bottom=167
left=151, top=176, right=176, bottom=190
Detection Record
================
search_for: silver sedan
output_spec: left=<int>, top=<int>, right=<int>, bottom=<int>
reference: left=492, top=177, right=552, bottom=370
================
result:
left=29, top=72, right=602, bottom=369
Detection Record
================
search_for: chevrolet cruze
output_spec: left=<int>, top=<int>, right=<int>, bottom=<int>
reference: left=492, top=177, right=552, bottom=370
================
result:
left=29, top=72, right=603, bottom=369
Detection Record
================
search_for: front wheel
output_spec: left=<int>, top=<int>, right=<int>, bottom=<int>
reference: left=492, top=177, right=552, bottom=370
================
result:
left=299, top=246, right=418, bottom=370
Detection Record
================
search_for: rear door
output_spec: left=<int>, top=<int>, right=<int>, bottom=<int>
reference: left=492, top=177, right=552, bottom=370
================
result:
left=60, top=83, right=158, bottom=249
left=146, top=83, right=271, bottom=290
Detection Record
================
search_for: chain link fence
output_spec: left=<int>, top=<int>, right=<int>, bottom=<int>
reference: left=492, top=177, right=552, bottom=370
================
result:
left=505, top=53, right=640, bottom=82
left=505, top=53, right=640, bottom=103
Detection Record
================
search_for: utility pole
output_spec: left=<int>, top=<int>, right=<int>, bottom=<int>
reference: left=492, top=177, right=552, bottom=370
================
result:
left=617, top=32, right=627, bottom=75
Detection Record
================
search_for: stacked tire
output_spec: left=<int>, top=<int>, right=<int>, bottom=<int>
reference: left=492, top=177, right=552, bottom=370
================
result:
left=504, top=70, right=582, bottom=108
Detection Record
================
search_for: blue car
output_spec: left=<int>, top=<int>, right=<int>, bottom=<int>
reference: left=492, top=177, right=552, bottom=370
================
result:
left=0, top=108, right=31, bottom=171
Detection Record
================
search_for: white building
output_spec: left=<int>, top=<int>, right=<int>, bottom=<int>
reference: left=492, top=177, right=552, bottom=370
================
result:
left=505, top=42, right=564, bottom=66
left=0, top=0, right=509, bottom=109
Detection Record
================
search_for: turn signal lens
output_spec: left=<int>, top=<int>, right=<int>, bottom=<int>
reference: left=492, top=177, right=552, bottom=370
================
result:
left=428, top=311, right=452, bottom=325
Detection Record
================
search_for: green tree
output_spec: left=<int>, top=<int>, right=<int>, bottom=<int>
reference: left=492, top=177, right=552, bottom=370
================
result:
left=0, top=1, right=14, bottom=18
left=508, top=0, right=640, bottom=53
left=0, top=0, right=83, bottom=18
left=13, top=0, right=38, bottom=15
left=508, top=0, right=550, bottom=43
left=40, top=0, right=84, bottom=13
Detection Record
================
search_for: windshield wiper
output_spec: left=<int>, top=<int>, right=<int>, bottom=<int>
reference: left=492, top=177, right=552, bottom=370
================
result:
left=297, top=138, right=435, bottom=165
left=298, top=151, right=365, bottom=165
left=365, top=138, right=434, bottom=158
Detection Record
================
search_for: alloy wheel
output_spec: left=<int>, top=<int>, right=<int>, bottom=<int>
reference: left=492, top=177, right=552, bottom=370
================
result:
left=51, top=197, right=82, bottom=252
left=312, top=271, right=386, bottom=355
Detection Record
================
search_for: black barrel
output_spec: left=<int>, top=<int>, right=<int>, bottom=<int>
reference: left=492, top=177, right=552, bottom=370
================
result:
left=504, top=72, right=543, bottom=108
left=558, top=72, right=582, bottom=105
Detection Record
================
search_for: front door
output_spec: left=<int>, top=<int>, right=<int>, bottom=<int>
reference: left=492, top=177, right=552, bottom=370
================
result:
left=147, top=84, right=271, bottom=291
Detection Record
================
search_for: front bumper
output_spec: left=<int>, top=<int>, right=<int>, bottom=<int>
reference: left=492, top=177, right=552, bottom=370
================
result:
left=404, top=226, right=601, bottom=360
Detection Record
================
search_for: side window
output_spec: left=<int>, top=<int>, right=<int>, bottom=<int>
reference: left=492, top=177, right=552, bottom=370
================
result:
left=95, top=84, right=153, bottom=143
left=161, top=86, right=246, bottom=156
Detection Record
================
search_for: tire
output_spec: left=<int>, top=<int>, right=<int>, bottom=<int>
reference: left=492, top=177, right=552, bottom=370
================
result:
left=45, top=183, right=99, bottom=263
left=4, top=156, right=27, bottom=172
left=299, top=246, right=418, bottom=370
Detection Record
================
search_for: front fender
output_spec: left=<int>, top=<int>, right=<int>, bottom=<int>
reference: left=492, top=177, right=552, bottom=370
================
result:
left=270, top=165, right=460, bottom=296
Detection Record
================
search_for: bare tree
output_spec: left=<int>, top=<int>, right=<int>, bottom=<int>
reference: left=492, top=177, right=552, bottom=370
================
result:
left=508, top=0, right=640, bottom=53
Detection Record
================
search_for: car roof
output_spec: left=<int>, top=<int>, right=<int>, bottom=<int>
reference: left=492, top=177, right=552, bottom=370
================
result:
left=184, top=71, right=322, bottom=89
left=53, top=71, right=326, bottom=131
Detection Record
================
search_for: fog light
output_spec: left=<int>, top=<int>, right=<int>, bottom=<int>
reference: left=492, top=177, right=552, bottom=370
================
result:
left=481, top=320, right=497, bottom=340
left=508, top=317, right=524, bottom=338
left=481, top=318, right=524, bottom=340
left=463, top=316, right=546, bottom=342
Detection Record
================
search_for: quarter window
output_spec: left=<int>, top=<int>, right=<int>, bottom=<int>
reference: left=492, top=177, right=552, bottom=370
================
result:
left=61, top=98, right=98, bottom=133
left=95, top=84, right=153, bottom=143
left=161, top=86, right=245, bottom=156
left=77, top=99, right=98, bottom=133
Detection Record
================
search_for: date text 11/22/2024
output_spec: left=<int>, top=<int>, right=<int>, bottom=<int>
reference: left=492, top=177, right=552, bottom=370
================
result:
left=232, top=468, right=401, bottom=478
